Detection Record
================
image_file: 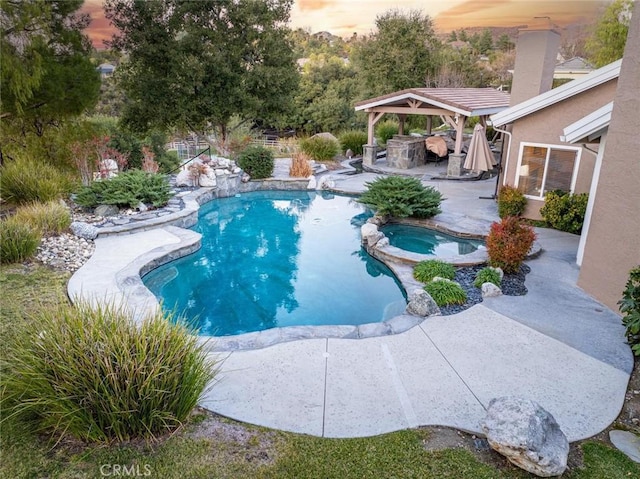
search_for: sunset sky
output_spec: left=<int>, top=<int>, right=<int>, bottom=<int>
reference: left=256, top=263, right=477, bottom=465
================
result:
left=82, top=0, right=610, bottom=49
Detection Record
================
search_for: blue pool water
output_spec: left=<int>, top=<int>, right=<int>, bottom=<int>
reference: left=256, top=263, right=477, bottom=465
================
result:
left=381, top=224, right=485, bottom=256
left=143, top=191, right=407, bottom=336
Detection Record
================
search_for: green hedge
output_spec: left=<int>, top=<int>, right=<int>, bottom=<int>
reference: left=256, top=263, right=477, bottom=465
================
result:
left=540, top=190, right=588, bottom=234
left=237, top=145, right=275, bottom=179
left=339, top=131, right=368, bottom=156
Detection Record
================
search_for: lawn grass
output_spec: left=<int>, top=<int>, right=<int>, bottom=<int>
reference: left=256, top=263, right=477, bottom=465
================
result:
left=1, top=264, right=639, bottom=478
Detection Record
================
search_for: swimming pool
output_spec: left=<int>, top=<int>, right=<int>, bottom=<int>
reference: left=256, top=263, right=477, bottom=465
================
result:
left=143, top=191, right=407, bottom=336
left=381, top=224, right=485, bottom=256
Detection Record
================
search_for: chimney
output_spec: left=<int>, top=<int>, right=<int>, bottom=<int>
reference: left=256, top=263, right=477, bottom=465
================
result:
left=510, top=28, right=561, bottom=106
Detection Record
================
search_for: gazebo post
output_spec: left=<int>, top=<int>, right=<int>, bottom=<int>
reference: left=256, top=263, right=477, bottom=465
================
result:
left=398, top=114, right=406, bottom=135
left=426, top=116, right=432, bottom=134
left=364, top=111, right=385, bottom=166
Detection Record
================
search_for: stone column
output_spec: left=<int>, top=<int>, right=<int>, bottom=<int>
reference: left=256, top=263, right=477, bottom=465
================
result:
left=363, top=144, right=378, bottom=167
left=447, top=153, right=465, bottom=177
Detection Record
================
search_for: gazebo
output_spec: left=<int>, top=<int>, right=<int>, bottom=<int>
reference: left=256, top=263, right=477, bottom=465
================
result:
left=354, top=88, right=510, bottom=174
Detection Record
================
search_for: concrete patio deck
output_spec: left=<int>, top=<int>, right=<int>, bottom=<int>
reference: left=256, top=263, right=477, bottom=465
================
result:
left=68, top=164, right=634, bottom=442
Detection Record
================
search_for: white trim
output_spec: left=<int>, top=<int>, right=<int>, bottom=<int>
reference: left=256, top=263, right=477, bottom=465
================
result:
left=561, top=102, right=613, bottom=144
left=491, top=59, right=621, bottom=127
left=577, top=133, right=607, bottom=265
left=514, top=142, right=582, bottom=199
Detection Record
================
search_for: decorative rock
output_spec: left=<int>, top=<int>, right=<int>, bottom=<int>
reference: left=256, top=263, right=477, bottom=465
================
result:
left=241, top=173, right=251, bottom=183
left=345, top=148, right=354, bottom=159
left=175, top=169, right=195, bottom=187
left=307, top=176, right=317, bottom=190
left=482, top=282, right=502, bottom=297
left=94, top=204, right=119, bottom=217
left=98, top=159, right=119, bottom=178
left=199, top=166, right=217, bottom=187
left=70, top=221, right=99, bottom=240
left=232, top=166, right=242, bottom=174
left=405, top=289, right=439, bottom=317
left=609, top=430, right=640, bottom=463
left=375, top=237, right=389, bottom=248
left=481, top=397, right=569, bottom=477
left=136, top=202, right=148, bottom=212
left=361, top=223, right=383, bottom=246
left=317, top=175, right=335, bottom=190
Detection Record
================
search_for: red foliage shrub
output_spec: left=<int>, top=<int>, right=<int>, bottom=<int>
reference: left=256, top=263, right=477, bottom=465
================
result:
left=486, top=216, right=536, bottom=274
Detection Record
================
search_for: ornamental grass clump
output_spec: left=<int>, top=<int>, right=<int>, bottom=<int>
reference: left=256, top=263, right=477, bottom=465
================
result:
left=237, top=145, right=275, bottom=179
left=486, top=216, right=536, bottom=274
left=75, top=170, right=171, bottom=209
left=619, top=266, right=640, bottom=356
left=338, top=130, right=368, bottom=156
left=0, top=156, right=72, bottom=204
left=13, top=201, right=71, bottom=236
left=299, top=136, right=339, bottom=162
left=289, top=151, right=313, bottom=178
left=497, top=185, right=527, bottom=219
left=375, top=120, right=399, bottom=146
left=424, top=279, right=467, bottom=307
left=0, top=216, right=41, bottom=264
left=413, top=259, right=455, bottom=283
left=358, top=176, right=443, bottom=219
left=0, top=301, right=218, bottom=442
left=473, top=267, right=502, bottom=288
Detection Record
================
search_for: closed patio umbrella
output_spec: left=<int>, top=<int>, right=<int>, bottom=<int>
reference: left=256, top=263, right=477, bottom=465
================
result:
left=463, top=123, right=495, bottom=173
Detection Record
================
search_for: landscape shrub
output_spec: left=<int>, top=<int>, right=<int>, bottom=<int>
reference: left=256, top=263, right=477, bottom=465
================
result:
left=375, top=120, right=399, bottom=146
left=299, top=136, right=339, bottom=162
left=619, top=266, right=640, bottom=356
left=424, top=279, right=467, bottom=306
left=473, top=267, right=502, bottom=288
left=497, top=185, right=527, bottom=219
left=486, top=216, right=536, bottom=274
left=0, top=156, right=72, bottom=204
left=0, top=301, right=218, bottom=442
left=540, top=190, right=589, bottom=234
left=0, top=217, right=41, bottom=264
left=358, top=176, right=442, bottom=219
left=339, top=130, right=368, bottom=156
left=414, top=259, right=455, bottom=283
left=289, top=151, right=313, bottom=178
left=237, top=145, right=275, bottom=179
left=74, top=170, right=171, bottom=209
left=13, top=202, right=71, bottom=236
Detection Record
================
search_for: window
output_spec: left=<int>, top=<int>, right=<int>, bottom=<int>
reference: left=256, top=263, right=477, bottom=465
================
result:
left=515, top=143, right=581, bottom=199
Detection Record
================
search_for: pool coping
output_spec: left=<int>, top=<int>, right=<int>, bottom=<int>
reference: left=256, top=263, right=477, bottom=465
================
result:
left=72, top=181, right=539, bottom=352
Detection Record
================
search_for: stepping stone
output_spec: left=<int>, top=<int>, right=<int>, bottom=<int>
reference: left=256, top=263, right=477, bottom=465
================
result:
left=609, top=430, right=640, bottom=463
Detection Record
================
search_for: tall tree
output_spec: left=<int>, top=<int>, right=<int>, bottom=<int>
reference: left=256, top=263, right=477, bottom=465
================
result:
left=104, top=0, right=299, bottom=147
left=0, top=0, right=100, bottom=128
left=351, top=9, right=440, bottom=98
left=586, top=0, right=632, bottom=67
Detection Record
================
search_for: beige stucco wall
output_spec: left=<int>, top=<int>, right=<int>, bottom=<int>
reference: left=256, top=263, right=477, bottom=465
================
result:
left=578, top=2, right=640, bottom=312
left=501, top=80, right=618, bottom=220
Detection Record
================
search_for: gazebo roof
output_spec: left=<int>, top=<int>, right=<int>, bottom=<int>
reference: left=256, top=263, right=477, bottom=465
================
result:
left=355, top=88, right=511, bottom=117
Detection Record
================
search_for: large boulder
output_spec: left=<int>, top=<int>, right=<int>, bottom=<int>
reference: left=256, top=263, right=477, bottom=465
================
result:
left=405, top=289, right=439, bottom=317
left=199, top=166, right=217, bottom=187
left=481, top=397, right=569, bottom=477
left=361, top=223, right=383, bottom=247
left=175, top=169, right=195, bottom=187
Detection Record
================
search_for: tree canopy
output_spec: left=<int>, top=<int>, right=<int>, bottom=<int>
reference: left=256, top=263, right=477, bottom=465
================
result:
left=104, top=0, right=299, bottom=144
left=0, top=0, right=100, bottom=129
left=350, top=9, right=440, bottom=98
left=586, top=0, right=632, bottom=67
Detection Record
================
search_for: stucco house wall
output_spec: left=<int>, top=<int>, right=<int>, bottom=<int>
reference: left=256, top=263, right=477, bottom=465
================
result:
left=502, top=79, right=618, bottom=219
left=577, top=1, right=640, bottom=312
